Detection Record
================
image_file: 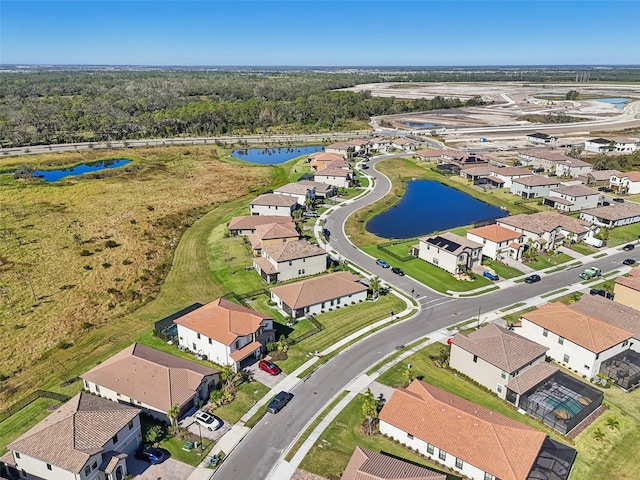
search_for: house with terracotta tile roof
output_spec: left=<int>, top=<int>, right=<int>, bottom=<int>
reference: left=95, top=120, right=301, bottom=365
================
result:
left=542, top=184, right=601, bottom=212
left=416, top=232, right=482, bottom=275
left=450, top=323, right=548, bottom=398
left=379, top=380, right=576, bottom=480
left=609, top=171, right=640, bottom=194
left=466, top=224, right=524, bottom=260
left=325, top=142, right=356, bottom=157
left=253, top=239, right=326, bottom=283
left=346, top=138, right=370, bottom=153
left=341, top=446, right=446, bottom=480
left=270, top=271, right=367, bottom=318
left=309, top=151, right=345, bottom=170
left=415, top=149, right=448, bottom=161
left=579, top=202, right=640, bottom=227
left=81, top=343, right=219, bottom=422
left=296, top=180, right=337, bottom=199
left=391, top=137, right=420, bottom=152
left=487, top=166, right=534, bottom=189
left=314, top=167, right=353, bottom=189
left=2, top=392, right=141, bottom=480
left=250, top=193, right=300, bottom=217
left=228, top=215, right=294, bottom=236
left=614, top=267, right=640, bottom=311
left=509, top=175, right=562, bottom=199
left=517, top=149, right=575, bottom=173
left=174, top=298, right=275, bottom=371
left=273, top=182, right=317, bottom=205
left=248, top=222, right=299, bottom=256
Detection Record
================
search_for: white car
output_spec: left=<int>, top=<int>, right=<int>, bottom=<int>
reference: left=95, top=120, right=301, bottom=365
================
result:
left=194, top=411, right=222, bottom=431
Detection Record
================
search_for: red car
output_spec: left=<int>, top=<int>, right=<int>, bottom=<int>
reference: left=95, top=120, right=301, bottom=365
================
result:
left=259, top=360, right=281, bottom=376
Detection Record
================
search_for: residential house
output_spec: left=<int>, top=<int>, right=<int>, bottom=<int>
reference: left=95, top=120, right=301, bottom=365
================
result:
left=466, top=224, right=524, bottom=260
left=309, top=152, right=344, bottom=170
left=614, top=267, right=640, bottom=311
left=517, top=150, right=575, bottom=173
left=379, top=380, right=576, bottom=480
left=583, top=137, right=638, bottom=153
left=250, top=193, right=300, bottom=217
left=272, top=182, right=316, bottom=206
left=526, top=132, right=558, bottom=146
left=488, top=166, right=534, bottom=189
left=227, top=215, right=293, bottom=236
left=248, top=222, right=299, bottom=256
left=609, top=137, right=640, bottom=153
left=609, top=171, right=640, bottom=194
left=450, top=323, right=548, bottom=399
left=174, top=298, right=276, bottom=371
left=297, top=180, right=337, bottom=199
left=81, top=343, right=219, bottom=422
left=497, top=211, right=594, bottom=250
left=368, top=137, right=393, bottom=153
left=2, top=393, right=141, bottom=480
left=543, top=184, right=601, bottom=212
left=578, top=169, right=621, bottom=187
left=584, top=138, right=613, bottom=153
left=416, top=149, right=448, bottom=161
left=314, top=167, right=353, bottom=189
left=416, top=232, right=482, bottom=275
left=444, top=152, right=489, bottom=170
left=346, top=138, right=370, bottom=154
left=459, top=165, right=492, bottom=185
left=580, top=202, right=640, bottom=227
left=554, top=158, right=592, bottom=178
left=325, top=142, right=355, bottom=157
left=253, top=239, right=326, bottom=283
left=341, top=447, right=446, bottom=480
left=391, top=137, right=420, bottom=151
left=270, top=271, right=367, bottom=318
left=509, top=176, right=561, bottom=199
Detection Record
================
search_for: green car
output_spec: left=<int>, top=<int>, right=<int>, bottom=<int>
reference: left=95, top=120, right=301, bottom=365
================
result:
left=579, top=267, right=601, bottom=280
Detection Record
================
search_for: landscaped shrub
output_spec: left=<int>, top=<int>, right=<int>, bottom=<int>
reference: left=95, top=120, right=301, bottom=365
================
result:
left=83, top=265, right=93, bottom=270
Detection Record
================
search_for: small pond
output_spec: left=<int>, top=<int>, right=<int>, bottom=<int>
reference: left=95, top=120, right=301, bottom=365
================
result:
left=594, top=97, right=631, bottom=109
left=404, top=122, right=436, bottom=128
left=366, top=180, right=508, bottom=239
left=232, top=145, right=322, bottom=164
left=34, top=159, right=131, bottom=182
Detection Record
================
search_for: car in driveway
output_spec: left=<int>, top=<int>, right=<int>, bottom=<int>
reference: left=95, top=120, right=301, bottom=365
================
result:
left=258, top=359, right=281, bottom=376
left=135, top=447, right=170, bottom=464
left=302, top=211, right=319, bottom=218
left=623, top=244, right=635, bottom=251
left=361, top=164, right=369, bottom=169
left=391, top=266, right=405, bottom=276
left=194, top=410, right=222, bottom=431
left=483, top=270, right=499, bottom=281
left=376, top=258, right=390, bottom=268
left=267, top=391, right=293, bottom=414
left=590, top=289, right=614, bottom=300
left=623, top=258, right=636, bottom=266
left=524, top=274, right=541, bottom=284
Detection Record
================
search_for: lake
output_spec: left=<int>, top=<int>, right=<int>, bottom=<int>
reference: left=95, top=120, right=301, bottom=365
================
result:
left=366, top=180, right=508, bottom=239
left=232, top=146, right=322, bottom=164
left=404, top=122, right=436, bottom=128
left=34, top=159, right=131, bottom=182
left=595, top=97, right=631, bottom=109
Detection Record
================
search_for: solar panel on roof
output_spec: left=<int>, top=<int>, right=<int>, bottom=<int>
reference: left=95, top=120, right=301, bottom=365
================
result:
left=426, top=235, right=460, bottom=252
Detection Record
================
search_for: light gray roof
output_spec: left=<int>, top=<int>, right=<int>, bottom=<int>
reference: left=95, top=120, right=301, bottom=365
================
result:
left=512, top=176, right=561, bottom=187
left=581, top=202, right=640, bottom=221
left=572, top=294, right=640, bottom=340
left=297, top=180, right=336, bottom=193
left=506, top=363, right=559, bottom=395
left=498, top=211, right=590, bottom=235
left=550, top=185, right=599, bottom=197
left=341, top=446, right=446, bottom=480
left=273, top=183, right=314, bottom=195
left=250, top=193, right=299, bottom=207
left=263, top=239, right=326, bottom=262
left=587, top=169, right=621, bottom=180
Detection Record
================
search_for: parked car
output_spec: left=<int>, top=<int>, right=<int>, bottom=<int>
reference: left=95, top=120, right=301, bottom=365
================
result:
left=623, top=258, right=636, bottom=266
left=258, top=359, right=281, bottom=376
left=361, top=164, right=369, bottom=169
left=590, top=289, right=614, bottom=300
left=267, top=391, right=293, bottom=414
left=579, top=267, right=602, bottom=280
left=391, top=266, right=405, bottom=276
left=303, top=211, right=319, bottom=218
left=322, top=228, right=330, bottom=239
left=135, top=447, right=170, bottom=464
left=524, top=274, right=541, bottom=284
left=483, top=270, right=499, bottom=281
left=613, top=198, right=625, bottom=203
left=194, top=410, right=222, bottom=431
left=623, top=244, right=635, bottom=251
left=533, top=167, right=545, bottom=173
left=376, top=258, right=390, bottom=268
left=598, top=187, right=613, bottom=193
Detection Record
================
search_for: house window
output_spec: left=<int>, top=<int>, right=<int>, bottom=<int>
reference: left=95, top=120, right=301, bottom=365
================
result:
left=85, top=465, right=91, bottom=475
left=15, top=452, right=20, bottom=459
left=542, top=329, right=548, bottom=337
left=484, top=474, right=495, bottom=480
left=427, top=444, right=434, bottom=454
left=128, top=420, right=134, bottom=430
left=193, top=343, right=197, bottom=350
left=84, top=379, right=89, bottom=389
left=623, top=340, right=629, bottom=347
left=209, top=338, right=212, bottom=344
left=47, top=464, right=52, bottom=471
left=501, top=371, right=507, bottom=379
left=235, top=340, right=240, bottom=349
left=321, top=302, right=325, bottom=309
left=95, top=385, right=100, bottom=393
left=563, top=354, right=570, bottom=363
left=473, top=355, right=478, bottom=363
left=456, top=458, right=464, bottom=469
left=21, top=470, right=26, bottom=478
left=289, top=260, right=293, bottom=266
left=92, top=461, right=97, bottom=470
left=407, top=433, right=414, bottom=439
left=197, top=333, right=201, bottom=339
left=439, top=450, right=447, bottom=461
left=558, top=336, right=564, bottom=345
left=112, top=433, right=118, bottom=444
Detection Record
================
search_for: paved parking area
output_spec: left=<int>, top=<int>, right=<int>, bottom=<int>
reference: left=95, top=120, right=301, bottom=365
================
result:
left=180, top=412, right=231, bottom=441
left=128, top=457, right=194, bottom=480
left=243, top=359, right=287, bottom=389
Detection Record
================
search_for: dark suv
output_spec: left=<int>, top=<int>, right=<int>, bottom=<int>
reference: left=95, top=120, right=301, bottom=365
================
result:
left=267, top=391, right=293, bottom=414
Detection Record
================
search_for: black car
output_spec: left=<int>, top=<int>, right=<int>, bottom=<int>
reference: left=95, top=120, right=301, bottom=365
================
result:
left=589, top=289, right=607, bottom=297
left=613, top=198, right=625, bottom=203
left=524, top=274, right=541, bottom=284
left=267, top=391, right=293, bottom=414
left=623, top=244, right=635, bottom=251
left=361, top=164, right=369, bottom=169
left=391, top=267, right=405, bottom=276
left=135, top=447, right=170, bottom=464
left=623, top=258, right=636, bottom=266
left=598, top=187, right=613, bottom=193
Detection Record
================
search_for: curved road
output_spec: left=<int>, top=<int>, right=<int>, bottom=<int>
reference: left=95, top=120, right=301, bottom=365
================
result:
left=214, top=155, right=637, bottom=480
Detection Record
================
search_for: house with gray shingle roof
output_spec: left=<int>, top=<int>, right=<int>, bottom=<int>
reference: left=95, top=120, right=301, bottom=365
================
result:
left=543, top=184, right=601, bottom=212
left=250, top=193, right=300, bottom=217
left=416, top=232, right=482, bottom=275
left=81, top=343, right=220, bottom=422
left=341, top=446, right=446, bottom=480
left=450, top=323, right=549, bottom=399
left=253, top=239, right=326, bottom=283
left=2, top=392, right=140, bottom=480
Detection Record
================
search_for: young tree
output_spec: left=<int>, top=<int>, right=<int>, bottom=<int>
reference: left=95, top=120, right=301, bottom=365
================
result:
left=220, top=364, right=237, bottom=392
left=593, top=428, right=605, bottom=442
left=361, top=388, right=382, bottom=436
left=369, top=276, right=382, bottom=300
left=167, top=404, right=180, bottom=431
left=402, top=364, right=415, bottom=387
left=605, top=416, right=620, bottom=431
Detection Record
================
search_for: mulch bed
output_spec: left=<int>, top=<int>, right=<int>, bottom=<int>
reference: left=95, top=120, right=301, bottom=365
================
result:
left=568, top=404, right=607, bottom=439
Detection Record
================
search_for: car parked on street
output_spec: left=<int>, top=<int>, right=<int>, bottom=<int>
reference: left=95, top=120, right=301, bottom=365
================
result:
left=376, top=258, right=390, bottom=268
left=361, top=164, right=369, bottom=169
left=302, top=211, right=319, bottom=218
left=483, top=270, right=499, bottom=281
left=391, top=267, right=405, bottom=276
left=579, top=267, right=602, bottom=280
left=623, top=244, right=635, bottom=251
left=267, top=391, right=293, bottom=414
left=613, top=198, right=625, bottom=203
left=194, top=410, right=222, bottom=431
left=258, top=359, right=281, bottom=376
left=135, top=447, right=170, bottom=464
left=624, top=258, right=636, bottom=266
left=590, top=289, right=614, bottom=300
left=524, top=274, right=541, bottom=284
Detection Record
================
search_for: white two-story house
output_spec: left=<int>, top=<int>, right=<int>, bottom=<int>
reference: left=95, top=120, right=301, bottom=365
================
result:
left=416, top=232, right=482, bottom=275
left=3, top=393, right=141, bottom=480
left=174, top=298, right=276, bottom=371
left=543, top=184, right=601, bottom=212
left=466, top=224, right=524, bottom=260
left=253, top=239, right=327, bottom=283
left=610, top=171, right=640, bottom=195
left=314, top=167, right=353, bottom=189
left=250, top=193, right=299, bottom=217
left=510, top=176, right=562, bottom=198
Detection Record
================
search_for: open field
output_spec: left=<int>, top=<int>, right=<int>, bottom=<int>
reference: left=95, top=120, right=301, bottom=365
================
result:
left=0, top=145, right=279, bottom=405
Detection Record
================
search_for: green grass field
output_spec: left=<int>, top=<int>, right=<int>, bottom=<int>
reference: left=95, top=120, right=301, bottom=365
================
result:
left=211, top=381, right=270, bottom=425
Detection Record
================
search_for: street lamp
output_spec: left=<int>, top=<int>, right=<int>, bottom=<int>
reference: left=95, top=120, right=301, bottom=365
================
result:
left=197, top=423, right=203, bottom=452
left=477, top=306, right=482, bottom=329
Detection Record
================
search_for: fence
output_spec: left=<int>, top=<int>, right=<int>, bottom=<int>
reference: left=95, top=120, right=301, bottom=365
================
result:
left=222, top=288, right=270, bottom=308
left=514, top=200, right=539, bottom=214
left=0, top=390, right=71, bottom=423
left=289, top=314, right=324, bottom=345
left=376, top=239, right=417, bottom=263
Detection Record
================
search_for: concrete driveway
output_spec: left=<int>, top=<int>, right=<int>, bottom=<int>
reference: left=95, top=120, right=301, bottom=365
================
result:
left=243, top=359, right=287, bottom=389
left=128, top=457, right=194, bottom=480
left=180, top=412, right=230, bottom=441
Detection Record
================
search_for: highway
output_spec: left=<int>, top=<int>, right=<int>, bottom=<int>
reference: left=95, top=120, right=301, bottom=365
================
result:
left=213, top=155, right=637, bottom=480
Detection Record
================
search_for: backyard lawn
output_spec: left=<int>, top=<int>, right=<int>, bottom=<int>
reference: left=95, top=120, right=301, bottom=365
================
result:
left=608, top=222, right=640, bottom=247
left=0, top=398, right=62, bottom=456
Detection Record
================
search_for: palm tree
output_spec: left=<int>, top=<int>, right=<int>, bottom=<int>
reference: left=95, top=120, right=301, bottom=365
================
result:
left=167, top=404, right=180, bottom=431
left=220, top=364, right=237, bottom=392
left=593, top=428, right=605, bottom=442
left=369, top=276, right=381, bottom=300
left=605, top=416, right=620, bottom=431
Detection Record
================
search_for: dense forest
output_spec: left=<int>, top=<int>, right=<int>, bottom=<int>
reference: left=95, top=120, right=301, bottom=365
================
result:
left=0, top=66, right=638, bottom=147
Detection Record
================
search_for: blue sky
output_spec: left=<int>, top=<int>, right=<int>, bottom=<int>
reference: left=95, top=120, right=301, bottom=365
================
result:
left=1, top=1, right=638, bottom=66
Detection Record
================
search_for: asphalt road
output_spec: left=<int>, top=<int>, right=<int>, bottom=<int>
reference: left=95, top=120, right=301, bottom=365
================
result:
left=214, top=157, right=639, bottom=480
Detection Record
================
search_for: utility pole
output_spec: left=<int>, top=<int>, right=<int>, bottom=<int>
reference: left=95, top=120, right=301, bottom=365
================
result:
left=477, top=306, right=482, bottom=329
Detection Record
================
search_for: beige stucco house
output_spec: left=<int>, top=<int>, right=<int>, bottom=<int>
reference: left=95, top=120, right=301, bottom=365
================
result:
left=253, top=239, right=326, bottom=283
left=614, top=268, right=640, bottom=311
left=416, top=232, right=482, bottom=275
left=227, top=215, right=293, bottom=236
left=466, top=224, right=523, bottom=260
left=248, top=222, right=299, bottom=256
left=249, top=193, right=299, bottom=217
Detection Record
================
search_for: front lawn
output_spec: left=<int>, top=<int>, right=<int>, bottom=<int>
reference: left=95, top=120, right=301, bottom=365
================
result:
left=527, top=252, right=573, bottom=270
left=608, top=222, right=640, bottom=247
left=570, top=242, right=598, bottom=256
left=211, top=381, right=270, bottom=424
left=160, top=435, right=214, bottom=466
left=298, top=394, right=458, bottom=480
left=481, top=258, right=523, bottom=279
